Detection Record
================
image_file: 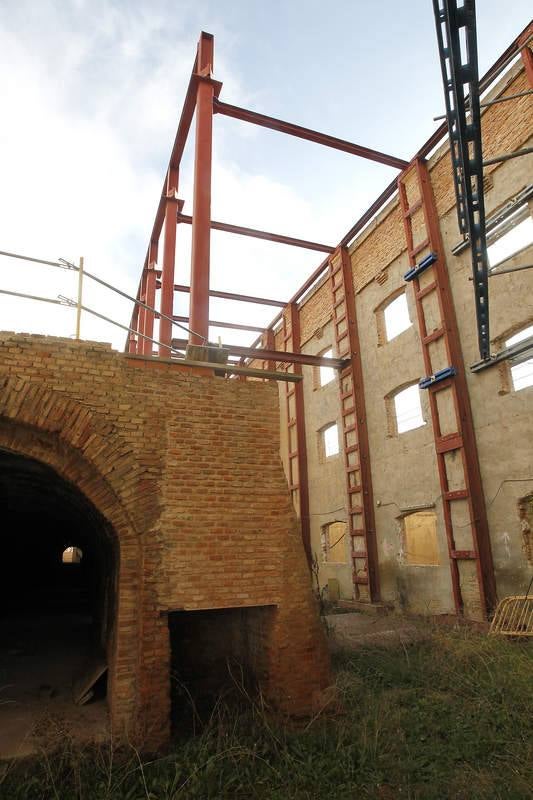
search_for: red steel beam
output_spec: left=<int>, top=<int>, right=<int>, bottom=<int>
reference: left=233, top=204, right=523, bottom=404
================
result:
left=173, top=315, right=264, bottom=333
left=171, top=282, right=287, bottom=307
left=214, top=99, right=409, bottom=170
left=189, top=33, right=215, bottom=344
left=171, top=337, right=345, bottom=367
left=178, top=213, right=334, bottom=253
left=519, top=25, right=533, bottom=87
left=127, top=33, right=204, bottom=347
left=269, top=21, right=533, bottom=318
left=142, top=241, right=158, bottom=355
left=159, top=173, right=180, bottom=355
left=288, top=302, right=311, bottom=565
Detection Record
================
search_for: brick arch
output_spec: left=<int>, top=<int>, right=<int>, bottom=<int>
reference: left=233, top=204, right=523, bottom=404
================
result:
left=0, top=376, right=145, bottom=735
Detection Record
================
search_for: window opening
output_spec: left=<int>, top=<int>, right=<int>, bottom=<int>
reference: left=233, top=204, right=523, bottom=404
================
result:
left=505, top=326, right=533, bottom=391
left=401, top=511, right=440, bottom=566
left=322, top=423, right=339, bottom=458
left=383, top=293, right=412, bottom=341
left=321, top=521, right=347, bottom=563
left=62, top=546, right=83, bottom=564
left=487, top=205, right=533, bottom=268
left=319, top=348, right=335, bottom=386
left=393, top=384, right=425, bottom=433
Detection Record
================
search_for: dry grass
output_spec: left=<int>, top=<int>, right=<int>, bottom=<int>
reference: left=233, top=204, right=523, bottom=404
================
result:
left=1, top=624, right=532, bottom=799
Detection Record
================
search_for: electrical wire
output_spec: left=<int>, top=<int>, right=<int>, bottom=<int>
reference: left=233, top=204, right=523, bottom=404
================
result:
left=0, top=248, right=207, bottom=344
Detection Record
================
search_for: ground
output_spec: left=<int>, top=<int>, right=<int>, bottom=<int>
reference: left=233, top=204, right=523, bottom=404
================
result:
left=1, top=612, right=532, bottom=799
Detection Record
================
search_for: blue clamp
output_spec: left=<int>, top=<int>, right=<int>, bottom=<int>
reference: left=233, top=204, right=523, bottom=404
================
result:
left=419, top=366, right=456, bottom=390
left=404, top=252, right=438, bottom=282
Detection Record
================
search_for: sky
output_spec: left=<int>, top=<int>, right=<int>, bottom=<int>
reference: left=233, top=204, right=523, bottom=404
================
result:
left=0, top=0, right=531, bottom=350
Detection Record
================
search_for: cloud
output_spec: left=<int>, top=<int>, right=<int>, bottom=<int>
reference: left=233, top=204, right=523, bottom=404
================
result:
left=0, top=0, right=396, bottom=350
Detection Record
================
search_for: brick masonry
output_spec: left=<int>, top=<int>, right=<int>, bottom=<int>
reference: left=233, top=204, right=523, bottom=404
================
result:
left=0, top=333, right=331, bottom=749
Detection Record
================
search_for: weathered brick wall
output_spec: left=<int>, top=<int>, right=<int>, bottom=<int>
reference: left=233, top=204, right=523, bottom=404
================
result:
left=0, top=332, right=330, bottom=748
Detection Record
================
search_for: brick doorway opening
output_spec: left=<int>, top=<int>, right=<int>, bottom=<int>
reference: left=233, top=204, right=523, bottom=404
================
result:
left=0, top=448, right=117, bottom=755
left=168, top=606, right=275, bottom=731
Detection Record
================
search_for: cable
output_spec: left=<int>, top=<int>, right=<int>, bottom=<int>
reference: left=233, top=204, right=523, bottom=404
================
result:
left=0, top=248, right=207, bottom=344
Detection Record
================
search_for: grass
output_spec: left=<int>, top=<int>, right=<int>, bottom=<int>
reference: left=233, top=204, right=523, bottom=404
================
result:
left=1, top=625, right=532, bottom=799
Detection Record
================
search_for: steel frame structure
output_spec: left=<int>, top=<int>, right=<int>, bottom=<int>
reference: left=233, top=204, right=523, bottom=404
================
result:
left=398, top=158, right=496, bottom=617
left=126, top=23, right=532, bottom=605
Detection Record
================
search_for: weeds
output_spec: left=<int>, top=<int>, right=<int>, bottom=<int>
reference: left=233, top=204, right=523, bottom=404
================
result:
left=1, top=626, right=532, bottom=799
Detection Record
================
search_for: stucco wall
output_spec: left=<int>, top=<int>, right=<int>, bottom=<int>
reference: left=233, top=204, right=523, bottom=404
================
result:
left=277, top=54, right=533, bottom=615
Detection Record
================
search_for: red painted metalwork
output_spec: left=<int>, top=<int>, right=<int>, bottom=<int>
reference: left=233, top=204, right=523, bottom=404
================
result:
left=159, top=171, right=180, bottom=355
left=172, top=315, right=265, bottom=334
left=518, top=25, right=533, bottom=87
left=214, top=99, right=409, bottom=170
left=178, top=213, right=334, bottom=253
left=142, top=241, right=158, bottom=355
left=171, top=283, right=287, bottom=308
left=327, top=247, right=380, bottom=602
left=281, top=303, right=311, bottom=565
left=189, top=33, right=215, bottom=344
left=262, top=328, right=276, bottom=376
left=128, top=21, right=530, bottom=352
left=398, top=157, right=496, bottom=617
left=171, top=337, right=344, bottom=368
left=128, top=305, right=138, bottom=354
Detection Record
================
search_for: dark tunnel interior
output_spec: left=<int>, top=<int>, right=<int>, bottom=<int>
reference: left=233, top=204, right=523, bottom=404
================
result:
left=0, top=447, right=116, bottom=707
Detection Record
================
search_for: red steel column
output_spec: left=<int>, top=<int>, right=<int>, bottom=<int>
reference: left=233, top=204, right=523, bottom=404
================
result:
left=142, top=240, right=158, bottom=355
left=137, top=271, right=147, bottom=352
left=189, top=33, right=215, bottom=345
left=159, top=167, right=179, bottom=356
left=519, top=27, right=533, bottom=87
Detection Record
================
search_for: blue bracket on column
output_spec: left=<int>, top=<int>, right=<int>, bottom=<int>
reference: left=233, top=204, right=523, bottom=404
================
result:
left=419, top=366, right=456, bottom=390
left=404, top=252, right=438, bottom=282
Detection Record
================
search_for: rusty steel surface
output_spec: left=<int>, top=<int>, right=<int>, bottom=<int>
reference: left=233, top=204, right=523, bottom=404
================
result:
left=283, top=303, right=311, bottom=566
left=178, top=213, right=334, bottom=253
left=398, top=158, right=496, bottom=617
left=171, top=337, right=345, bottom=368
left=159, top=172, right=179, bottom=355
left=328, top=247, right=380, bottom=602
left=214, top=98, right=409, bottom=170
left=172, top=315, right=265, bottom=334
left=142, top=242, right=158, bottom=355
left=128, top=21, right=531, bottom=369
left=189, top=33, right=215, bottom=345
left=171, top=283, right=287, bottom=308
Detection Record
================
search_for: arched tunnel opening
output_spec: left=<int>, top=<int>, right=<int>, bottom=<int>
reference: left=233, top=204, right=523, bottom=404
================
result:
left=0, top=448, right=116, bottom=754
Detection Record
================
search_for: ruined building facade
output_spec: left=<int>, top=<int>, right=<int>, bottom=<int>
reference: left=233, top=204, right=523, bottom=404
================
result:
left=266, top=55, right=533, bottom=619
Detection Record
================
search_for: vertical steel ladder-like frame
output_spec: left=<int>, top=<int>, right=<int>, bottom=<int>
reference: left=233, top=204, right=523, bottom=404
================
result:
left=327, top=247, right=380, bottom=603
left=398, top=158, right=496, bottom=618
left=280, top=303, right=312, bottom=566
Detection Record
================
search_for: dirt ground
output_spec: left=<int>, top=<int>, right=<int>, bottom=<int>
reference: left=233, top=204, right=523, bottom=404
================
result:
left=0, top=614, right=108, bottom=760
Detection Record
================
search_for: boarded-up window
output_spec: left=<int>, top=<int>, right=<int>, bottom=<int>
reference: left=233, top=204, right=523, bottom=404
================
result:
left=321, top=521, right=347, bottom=563
left=402, top=512, right=439, bottom=566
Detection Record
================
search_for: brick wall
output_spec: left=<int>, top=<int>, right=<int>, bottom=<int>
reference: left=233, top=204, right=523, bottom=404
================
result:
left=0, top=332, right=330, bottom=748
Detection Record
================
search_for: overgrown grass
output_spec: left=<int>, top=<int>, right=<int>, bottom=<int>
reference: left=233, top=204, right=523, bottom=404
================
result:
left=1, top=626, right=532, bottom=799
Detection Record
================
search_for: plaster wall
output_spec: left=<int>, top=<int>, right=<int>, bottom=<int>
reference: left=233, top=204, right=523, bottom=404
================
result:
left=277, top=54, right=533, bottom=614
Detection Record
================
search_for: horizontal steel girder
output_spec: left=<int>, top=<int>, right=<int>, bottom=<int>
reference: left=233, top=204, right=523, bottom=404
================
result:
left=214, top=99, right=409, bottom=170
left=177, top=213, right=334, bottom=253
left=171, top=337, right=346, bottom=368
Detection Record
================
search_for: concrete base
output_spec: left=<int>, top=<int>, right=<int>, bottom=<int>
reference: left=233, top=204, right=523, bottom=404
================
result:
left=336, top=600, right=393, bottom=616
